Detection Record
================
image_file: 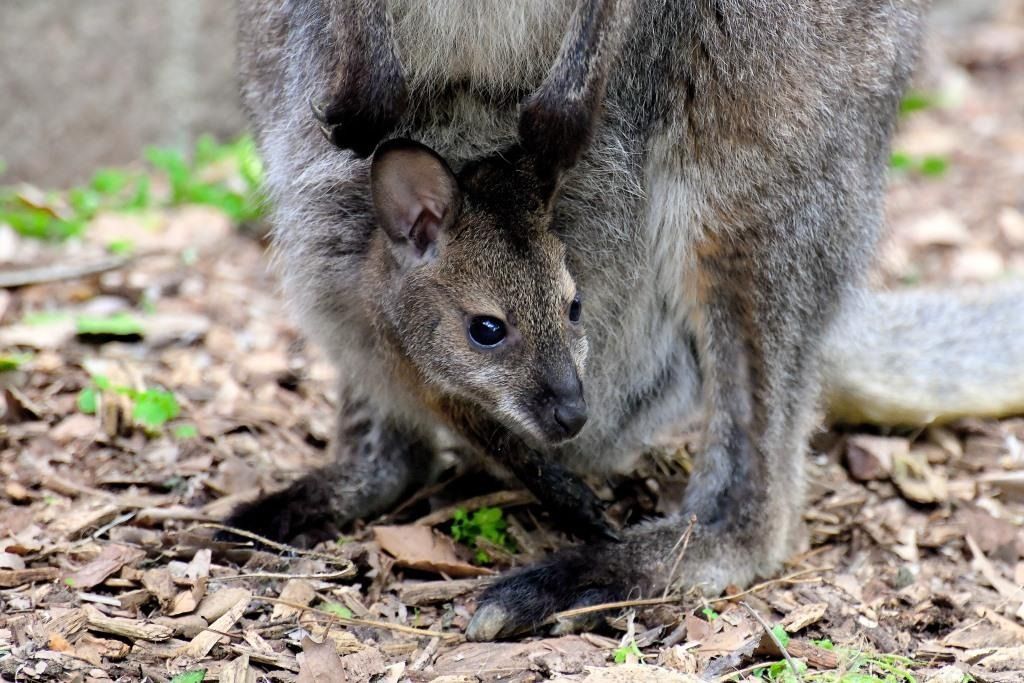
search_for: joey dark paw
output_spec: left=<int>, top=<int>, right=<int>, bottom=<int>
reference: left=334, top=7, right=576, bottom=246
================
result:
left=466, top=550, right=625, bottom=640
left=219, top=478, right=339, bottom=548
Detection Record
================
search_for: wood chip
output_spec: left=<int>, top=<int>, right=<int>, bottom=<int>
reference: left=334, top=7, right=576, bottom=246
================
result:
left=197, top=587, right=253, bottom=623
left=272, top=579, right=316, bottom=620
left=780, top=602, right=828, bottom=633
left=219, top=653, right=257, bottom=683
left=0, top=567, right=59, bottom=587
left=180, top=589, right=251, bottom=658
left=84, top=605, right=174, bottom=642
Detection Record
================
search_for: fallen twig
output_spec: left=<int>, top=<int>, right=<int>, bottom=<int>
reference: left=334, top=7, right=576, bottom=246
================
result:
left=662, top=514, right=697, bottom=599
left=212, top=568, right=355, bottom=583
left=546, top=565, right=833, bottom=624
left=708, top=566, right=832, bottom=606
left=192, top=522, right=353, bottom=569
left=255, top=596, right=463, bottom=641
left=0, top=250, right=167, bottom=289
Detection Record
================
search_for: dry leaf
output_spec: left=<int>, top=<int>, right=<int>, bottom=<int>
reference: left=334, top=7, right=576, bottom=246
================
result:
left=142, top=568, right=177, bottom=607
left=298, top=635, right=346, bottom=683
left=892, top=449, right=948, bottom=504
left=845, top=435, right=905, bottom=481
left=168, top=578, right=207, bottom=617
left=373, top=525, right=494, bottom=578
left=65, top=544, right=145, bottom=590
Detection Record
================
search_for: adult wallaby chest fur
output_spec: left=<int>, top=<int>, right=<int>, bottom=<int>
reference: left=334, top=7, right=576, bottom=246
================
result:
left=233, top=0, right=1024, bottom=639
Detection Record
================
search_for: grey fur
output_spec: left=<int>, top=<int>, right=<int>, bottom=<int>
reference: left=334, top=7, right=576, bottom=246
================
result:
left=232, top=0, right=1022, bottom=641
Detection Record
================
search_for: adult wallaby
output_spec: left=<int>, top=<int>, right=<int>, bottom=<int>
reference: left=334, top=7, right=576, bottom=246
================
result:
left=233, top=0, right=1024, bottom=640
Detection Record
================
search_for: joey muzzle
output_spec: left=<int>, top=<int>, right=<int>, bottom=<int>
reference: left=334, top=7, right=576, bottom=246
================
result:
left=536, top=373, right=588, bottom=442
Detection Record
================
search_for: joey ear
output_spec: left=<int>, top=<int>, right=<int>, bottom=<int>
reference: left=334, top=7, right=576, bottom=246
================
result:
left=370, top=139, right=462, bottom=259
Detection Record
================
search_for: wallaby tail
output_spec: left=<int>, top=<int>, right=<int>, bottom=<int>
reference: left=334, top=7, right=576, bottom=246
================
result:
left=821, top=284, right=1024, bottom=426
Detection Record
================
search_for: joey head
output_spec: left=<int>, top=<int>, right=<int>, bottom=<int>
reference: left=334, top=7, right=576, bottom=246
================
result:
left=367, top=139, right=590, bottom=447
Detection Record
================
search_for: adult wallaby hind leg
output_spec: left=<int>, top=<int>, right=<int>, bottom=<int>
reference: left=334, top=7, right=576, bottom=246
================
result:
left=467, top=0, right=920, bottom=639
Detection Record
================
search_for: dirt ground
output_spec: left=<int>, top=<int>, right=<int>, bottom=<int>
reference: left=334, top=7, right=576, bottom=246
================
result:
left=2, top=5, right=1024, bottom=682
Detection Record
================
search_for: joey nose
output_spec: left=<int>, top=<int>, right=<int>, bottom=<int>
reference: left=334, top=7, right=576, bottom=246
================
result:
left=539, top=369, right=587, bottom=442
left=554, top=399, right=588, bottom=438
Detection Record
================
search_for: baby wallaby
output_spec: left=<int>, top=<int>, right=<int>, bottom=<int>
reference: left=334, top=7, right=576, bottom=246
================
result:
left=227, top=136, right=617, bottom=544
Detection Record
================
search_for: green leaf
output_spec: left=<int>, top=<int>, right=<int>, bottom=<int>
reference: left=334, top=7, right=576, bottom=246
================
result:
left=900, top=91, right=937, bottom=116
left=77, top=387, right=98, bottom=414
left=701, top=607, right=719, bottom=621
left=90, top=169, right=130, bottom=195
left=321, top=602, right=354, bottom=619
left=76, top=313, right=144, bottom=337
left=771, top=624, right=790, bottom=648
left=0, top=353, right=31, bottom=371
left=919, top=155, right=949, bottom=177
left=22, top=310, right=70, bottom=326
left=173, top=423, right=198, bottom=439
left=132, top=389, right=180, bottom=428
left=169, top=670, right=207, bottom=683
left=106, top=238, right=135, bottom=255
left=811, top=638, right=834, bottom=650
left=449, top=506, right=515, bottom=564
left=889, top=151, right=912, bottom=171
left=612, top=640, right=643, bottom=665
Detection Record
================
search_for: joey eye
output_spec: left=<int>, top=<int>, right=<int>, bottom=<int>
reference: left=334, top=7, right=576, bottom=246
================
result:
left=568, top=295, right=582, bottom=323
left=468, top=316, right=507, bottom=348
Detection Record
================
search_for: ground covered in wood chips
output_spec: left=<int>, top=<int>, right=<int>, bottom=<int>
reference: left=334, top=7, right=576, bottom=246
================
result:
left=3, top=6, right=1024, bottom=682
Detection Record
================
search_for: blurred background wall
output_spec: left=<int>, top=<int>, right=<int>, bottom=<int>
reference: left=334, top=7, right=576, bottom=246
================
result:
left=0, top=0, right=242, bottom=187
left=0, top=0, right=1009, bottom=187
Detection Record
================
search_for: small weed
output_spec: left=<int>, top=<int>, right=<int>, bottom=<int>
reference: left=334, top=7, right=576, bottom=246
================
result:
left=702, top=606, right=720, bottom=620
left=450, top=506, right=515, bottom=564
left=771, top=624, right=790, bottom=647
left=145, top=135, right=264, bottom=223
left=321, top=602, right=354, bottom=619
left=78, top=374, right=182, bottom=432
left=0, top=353, right=31, bottom=371
left=1, top=135, right=264, bottom=242
left=169, top=670, right=206, bottom=683
left=76, top=312, right=144, bottom=338
left=612, top=639, right=645, bottom=665
left=899, top=91, right=939, bottom=116
left=106, top=238, right=135, bottom=255
left=750, top=647, right=920, bottom=683
left=890, top=152, right=950, bottom=178
left=22, top=311, right=71, bottom=326
left=172, top=423, right=199, bottom=439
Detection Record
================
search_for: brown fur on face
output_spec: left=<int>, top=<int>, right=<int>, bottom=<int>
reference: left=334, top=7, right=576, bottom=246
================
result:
left=365, top=141, right=589, bottom=446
